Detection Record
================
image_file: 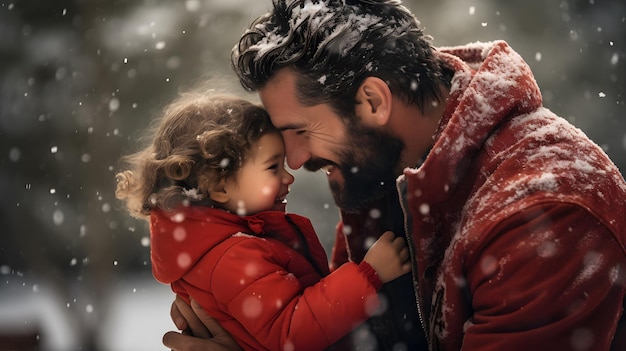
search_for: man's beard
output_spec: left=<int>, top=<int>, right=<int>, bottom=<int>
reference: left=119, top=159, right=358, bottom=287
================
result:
left=304, top=122, right=404, bottom=213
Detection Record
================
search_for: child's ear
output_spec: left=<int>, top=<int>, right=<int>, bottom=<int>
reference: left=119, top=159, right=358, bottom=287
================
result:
left=208, top=180, right=229, bottom=203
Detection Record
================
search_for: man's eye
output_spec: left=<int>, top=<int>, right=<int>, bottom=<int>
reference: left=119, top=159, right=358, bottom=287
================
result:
left=295, top=130, right=306, bottom=135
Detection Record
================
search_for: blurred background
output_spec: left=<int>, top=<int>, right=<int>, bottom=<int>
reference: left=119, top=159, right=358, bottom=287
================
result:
left=0, top=0, right=624, bottom=350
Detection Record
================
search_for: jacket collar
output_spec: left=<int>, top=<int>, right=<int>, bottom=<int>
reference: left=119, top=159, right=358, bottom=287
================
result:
left=403, top=41, right=543, bottom=204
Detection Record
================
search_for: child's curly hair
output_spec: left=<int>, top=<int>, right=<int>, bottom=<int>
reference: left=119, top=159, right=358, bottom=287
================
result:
left=115, top=92, right=276, bottom=219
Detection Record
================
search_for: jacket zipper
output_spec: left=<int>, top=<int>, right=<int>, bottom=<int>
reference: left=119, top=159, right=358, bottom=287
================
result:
left=396, top=176, right=429, bottom=346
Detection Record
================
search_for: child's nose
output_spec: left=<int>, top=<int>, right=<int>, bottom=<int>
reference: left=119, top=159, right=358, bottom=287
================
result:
left=283, top=170, right=295, bottom=185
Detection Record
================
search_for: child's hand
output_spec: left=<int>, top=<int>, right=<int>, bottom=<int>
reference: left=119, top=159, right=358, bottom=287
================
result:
left=363, top=231, right=411, bottom=283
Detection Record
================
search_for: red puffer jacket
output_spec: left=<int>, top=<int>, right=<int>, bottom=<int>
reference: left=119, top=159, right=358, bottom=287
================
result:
left=331, top=41, right=626, bottom=351
left=151, top=206, right=381, bottom=351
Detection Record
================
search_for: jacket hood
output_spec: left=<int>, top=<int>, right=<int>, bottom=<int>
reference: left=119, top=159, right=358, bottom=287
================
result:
left=402, top=40, right=542, bottom=201
left=404, top=40, right=626, bottom=322
left=149, top=206, right=315, bottom=284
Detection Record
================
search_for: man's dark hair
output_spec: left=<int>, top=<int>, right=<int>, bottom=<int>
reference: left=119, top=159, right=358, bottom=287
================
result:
left=232, top=0, right=452, bottom=119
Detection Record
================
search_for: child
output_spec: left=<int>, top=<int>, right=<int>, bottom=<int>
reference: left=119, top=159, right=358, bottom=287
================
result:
left=115, top=91, right=411, bottom=351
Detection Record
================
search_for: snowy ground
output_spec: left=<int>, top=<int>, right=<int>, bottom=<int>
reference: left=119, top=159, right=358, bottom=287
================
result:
left=0, top=275, right=178, bottom=351
left=99, top=277, right=178, bottom=351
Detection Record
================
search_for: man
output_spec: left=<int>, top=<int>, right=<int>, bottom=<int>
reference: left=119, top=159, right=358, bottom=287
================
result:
left=163, top=0, right=626, bottom=350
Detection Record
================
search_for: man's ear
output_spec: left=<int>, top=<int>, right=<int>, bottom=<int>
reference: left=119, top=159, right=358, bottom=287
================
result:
left=208, top=179, right=229, bottom=204
left=354, top=76, right=392, bottom=126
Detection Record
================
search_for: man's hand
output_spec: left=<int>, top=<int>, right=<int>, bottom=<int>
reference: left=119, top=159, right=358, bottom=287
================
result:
left=163, top=296, right=242, bottom=351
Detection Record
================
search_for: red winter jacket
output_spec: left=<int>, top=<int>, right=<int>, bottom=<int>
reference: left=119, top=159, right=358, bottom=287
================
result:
left=331, top=41, right=626, bottom=351
left=150, top=206, right=381, bottom=351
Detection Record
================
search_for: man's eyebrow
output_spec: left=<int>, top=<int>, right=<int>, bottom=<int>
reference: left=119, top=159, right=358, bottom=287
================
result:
left=275, top=123, right=305, bottom=132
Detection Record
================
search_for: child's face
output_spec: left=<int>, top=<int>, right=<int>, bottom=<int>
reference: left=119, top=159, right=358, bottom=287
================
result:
left=221, top=132, right=294, bottom=215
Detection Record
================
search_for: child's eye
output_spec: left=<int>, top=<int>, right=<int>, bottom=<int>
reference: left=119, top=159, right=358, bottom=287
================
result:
left=267, top=164, right=279, bottom=172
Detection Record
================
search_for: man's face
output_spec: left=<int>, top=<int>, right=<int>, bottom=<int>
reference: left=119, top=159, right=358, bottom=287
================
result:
left=259, top=69, right=403, bottom=212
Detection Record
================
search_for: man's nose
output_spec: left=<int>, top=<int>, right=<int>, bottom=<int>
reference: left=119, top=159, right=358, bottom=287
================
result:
left=283, top=135, right=310, bottom=170
left=285, top=149, right=309, bottom=170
